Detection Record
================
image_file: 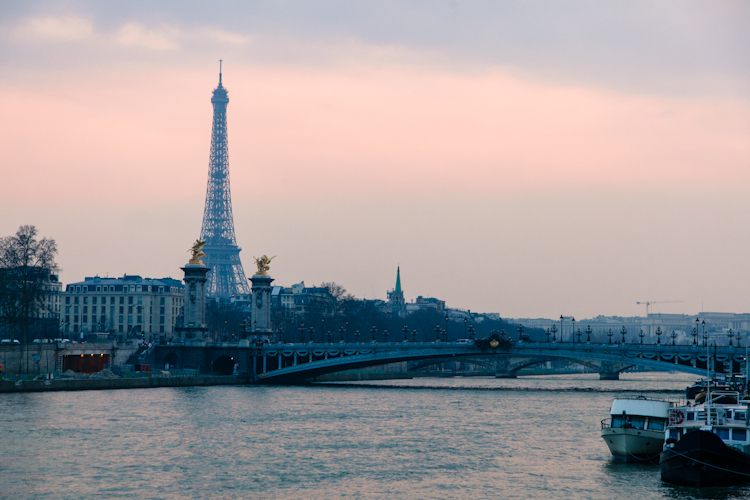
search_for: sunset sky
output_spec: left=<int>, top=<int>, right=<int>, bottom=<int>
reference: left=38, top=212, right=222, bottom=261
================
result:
left=1, top=1, right=749, bottom=319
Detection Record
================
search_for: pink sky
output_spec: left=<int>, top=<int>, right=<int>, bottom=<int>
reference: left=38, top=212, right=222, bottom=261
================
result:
left=1, top=5, right=749, bottom=318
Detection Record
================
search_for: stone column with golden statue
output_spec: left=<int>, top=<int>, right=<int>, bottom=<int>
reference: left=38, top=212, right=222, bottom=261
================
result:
left=175, top=239, right=210, bottom=343
left=249, top=255, right=275, bottom=334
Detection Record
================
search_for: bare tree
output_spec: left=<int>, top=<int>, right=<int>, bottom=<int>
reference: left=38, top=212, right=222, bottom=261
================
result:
left=0, top=226, right=59, bottom=355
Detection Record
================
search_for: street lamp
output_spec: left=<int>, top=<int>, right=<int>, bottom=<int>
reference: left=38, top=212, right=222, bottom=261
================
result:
left=639, top=329, right=645, bottom=344
left=403, top=325, right=410, bottom=342
left=728, top=328, right=734, bottom=347
left=354, top=329, right=360, bottom=343
left=371, top=325, right=377, bottom=342
left=620, top=326, right=627, bottom=344
left=560, top=315, right=564, bottom=342
left=702, top=320, right=707, bottom=346
left=298, top=324, right=305, bottom=343
left=656, top=326, right=663, bottom=345
left=546, top=328, right=551, bottom=342
left=339, top=326, right=345, bottom=343
left=518, top=325, right=525, bottom=341
left=445, top=315, right=449, bottom=341
left=671, top=330, right=677, bottom=346
left=464, top=318, right=467, bottom=338
left=576, top=328, right=582, bottom=343
left=607, top=329, right=613, bottom=344
left=551, top=324, right=557, bottom=342
left=383, top=329, right=389, bottom=343
left=692, top=327, right=698, bottom=346
left=321, top=318, right=325, bottom=343
left=585, top=325, right=592, bottom=342
left=571, top=317, right=576, bottom=342
left=736, top=330, right=742, bottom=347
left=468, top=324, right=475, bottom=340
left=308, top=326, right=314, bottom=343
left=435, top=324, right=441, bottom=342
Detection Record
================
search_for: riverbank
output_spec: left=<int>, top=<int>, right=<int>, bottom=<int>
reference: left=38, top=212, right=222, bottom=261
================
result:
left=0, top=375, right=249, bottom=393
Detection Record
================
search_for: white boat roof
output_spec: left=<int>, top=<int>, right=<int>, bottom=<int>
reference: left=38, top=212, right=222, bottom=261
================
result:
left=610, top=398, right=672, bottom=418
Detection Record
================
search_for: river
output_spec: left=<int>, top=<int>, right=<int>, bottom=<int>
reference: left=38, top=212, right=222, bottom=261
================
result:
left=1, top=372, right=748, bottom=499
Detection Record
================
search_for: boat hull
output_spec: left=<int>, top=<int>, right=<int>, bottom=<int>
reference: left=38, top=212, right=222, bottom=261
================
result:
left=660, top=430, right=750, bottom=487
left=601, top=428, right=664, bottom=462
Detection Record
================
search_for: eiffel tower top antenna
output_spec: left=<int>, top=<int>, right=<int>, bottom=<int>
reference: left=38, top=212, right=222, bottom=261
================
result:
left=219, top=59, right=222, bottom=84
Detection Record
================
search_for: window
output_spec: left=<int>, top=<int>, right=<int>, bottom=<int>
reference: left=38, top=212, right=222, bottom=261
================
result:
left=137, top=316, right=142, bottom=324
left=647, top=419, right=665, bottom=431
left=160, top=316, right=165, bottom=325
left=65, top=315, right=70, bottom=323
left=66, top=297, right=70, bottom=304
left=83, top=306, right=88, bottom=314
left=669, top=429, right=681, bottom=440
left=732, top=429, right=747, bottom=441
left=160, top=297, right=165, bottom=305
left=83, top=297, right=88, bottom=304
left=735, top=412, right=746, bottom=421
left=128, top=315, right=133, bottom=324
left=96, top=286, right=101, bottom=292
left=110, top=297, right=115, bottom=304
left=74, top=297, right=79, bottom=304
left=119, top=306, right=124, bottom=314
left=91, top=306, right=97, bottom=314
left=119, top=297, right=124, bottom=304
left=160, top=307, right=165, bottom=314
left=119, top=315, right=123, bottom=324
left=82, top=315, right=88, bottom=323
left=118, top=325, right=123, bottom=333
left=74, top=306, right=79, bottom=314
left=160, top=326, right=165, bottom=333
left=137, top=297, right=142, bottom=305
left=159, top=287, right=164, bottom=293
left=93, top=297, right=98, bottom=305
left=128, top=306, right=133, bottom=314
left=136, top=285, right=142, bottom=292
left=128, top=297, right=133, bottom=305
left=110, top=306, right=115, bottom=315
left=611, top=416, right=625, bottom=428
left=687, top=413, right=695, bottom=421
left=65, top=306, right=70, bottom=314
left=715, top=429, right=730, bottom=440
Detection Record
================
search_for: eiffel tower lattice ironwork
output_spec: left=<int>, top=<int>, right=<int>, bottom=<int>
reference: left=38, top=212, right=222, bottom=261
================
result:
left=199, top=64, right=251, bottom=298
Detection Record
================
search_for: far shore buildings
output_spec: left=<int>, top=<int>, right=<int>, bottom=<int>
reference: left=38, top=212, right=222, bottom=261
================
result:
left=60, top=275, right=184, bottom=340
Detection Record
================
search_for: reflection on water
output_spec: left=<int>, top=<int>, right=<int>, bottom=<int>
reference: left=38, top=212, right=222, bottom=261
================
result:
left=0, top=372, right=748, bottom=499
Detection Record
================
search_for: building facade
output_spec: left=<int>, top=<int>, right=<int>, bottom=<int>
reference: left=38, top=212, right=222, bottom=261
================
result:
left=61, top=275, right=184, bottom=340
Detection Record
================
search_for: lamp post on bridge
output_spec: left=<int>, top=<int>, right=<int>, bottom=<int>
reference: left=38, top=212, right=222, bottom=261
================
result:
left=308, top=326, right=314, bottom=343
left=298, top=324, right=305, bottom=343
left=371, top=325, right=377, bottom=342
left=620, top=326, right=627, bottom=344
left=702, top=320, right=707, bottom=347
left=468, top=324, right=475, bottom=341
left=321, top=318, right=325, bottom=343
left=571, top=317, right=575, bottom=342
left=559, top=315, right=564, bottom=342
left=445, top=315, right=449, bottom=341
left=586, top=325, right=592, bottom=342
left=435, top=325, right=441, bottom=342
left=693, top=327, right=698, bottom=346
left=639, top=329, right=645, bottom=344
left=551, top=325, right=557, bottom=342
left=671, top=330, right=677, bottom=346
left=576, top=328, right=582, bottom=343
left=607, top=329, right=613, bottom=344
left=736, top=330, right=741, bottom=347
left=656, top=326, right=663, bottom=345
left=345, top=321, right=349, bottom=342
left=464, top=318, right=467, bottom=338
left=728, top=328, right=734, bottom=347
left=518, top=325, right=525, bottom=341
left=403, top=325, right=409, bottom=342
left=546, top=328, right=551, bottom=343
left=355, top=329, right=360, bottom=343
left=339, top=326, right=345, bottom=343
left=383, top=329, right=389, bottom=343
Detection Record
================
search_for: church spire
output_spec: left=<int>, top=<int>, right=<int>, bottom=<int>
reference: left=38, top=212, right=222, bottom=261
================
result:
left=395, top=266, right=402, bottom=294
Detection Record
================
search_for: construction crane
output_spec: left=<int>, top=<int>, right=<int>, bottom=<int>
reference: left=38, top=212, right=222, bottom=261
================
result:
left=636, top=300, right=684, bottom=316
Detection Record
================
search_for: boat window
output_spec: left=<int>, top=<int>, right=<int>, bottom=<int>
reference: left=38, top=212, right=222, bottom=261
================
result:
left=629, top=417, right=646, bottom=429
left=715, top=429, right=730, bottom=440
left=732, top=429, right=747, bottom=441
left=647, top=419, right=665, bottom=431
left=735, top=412, right=746, bottom=421
left=611, top=416, right=625, bottom=428
left=686, top=412, right=695, bottom=421
left=669, top=429, right=681, bottom=440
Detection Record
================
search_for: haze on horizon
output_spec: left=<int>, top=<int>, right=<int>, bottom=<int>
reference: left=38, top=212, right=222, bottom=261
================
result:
left=1, top=1, right=749, bottom=320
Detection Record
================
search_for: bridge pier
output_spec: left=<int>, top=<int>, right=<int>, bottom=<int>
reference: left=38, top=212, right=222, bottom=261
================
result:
left=494, top=372, right=517, bottom=379
left=598, top=371, right=620, bottom=380
left=493, top=357, right=518, bottom=378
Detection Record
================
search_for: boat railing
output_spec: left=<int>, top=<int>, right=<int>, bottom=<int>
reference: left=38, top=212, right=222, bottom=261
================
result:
left=601, top=418, right=611, bottom=430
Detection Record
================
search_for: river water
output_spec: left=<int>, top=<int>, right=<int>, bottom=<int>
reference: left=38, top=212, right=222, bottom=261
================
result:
left=1, top=372, right=748, bottom=499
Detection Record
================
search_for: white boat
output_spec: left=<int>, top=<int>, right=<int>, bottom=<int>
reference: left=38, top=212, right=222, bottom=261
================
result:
left=601, top=396, right=673, bottom=462
left=660, top=390, right=750, bottom=486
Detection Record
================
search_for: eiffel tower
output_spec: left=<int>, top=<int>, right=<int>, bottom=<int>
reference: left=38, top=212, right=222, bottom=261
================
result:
left=199, top=63, right=251, bottom=298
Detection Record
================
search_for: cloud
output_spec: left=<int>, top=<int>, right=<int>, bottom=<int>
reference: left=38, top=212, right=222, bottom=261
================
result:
left=115, top=23, right=180, bottom=50
left=21, top=16, right=94, bottom=41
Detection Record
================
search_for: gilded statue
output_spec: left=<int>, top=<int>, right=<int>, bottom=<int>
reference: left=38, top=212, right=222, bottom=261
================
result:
left=188, top=239, right=207, bottom=265
left=253, top=255, right=275, bottom=275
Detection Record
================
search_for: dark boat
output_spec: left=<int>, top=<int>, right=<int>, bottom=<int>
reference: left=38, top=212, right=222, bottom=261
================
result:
left=661, top=430, right=750, bottom=486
